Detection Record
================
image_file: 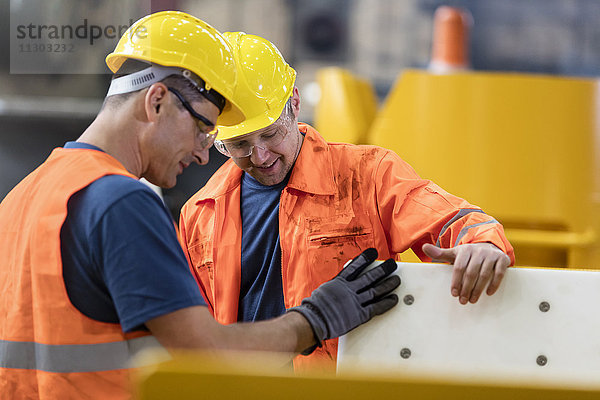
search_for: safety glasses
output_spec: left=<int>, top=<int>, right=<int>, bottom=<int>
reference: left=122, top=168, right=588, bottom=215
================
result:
left=214, top=125, right=288, bottom=158
left=168, top=87, right=218, bottom=148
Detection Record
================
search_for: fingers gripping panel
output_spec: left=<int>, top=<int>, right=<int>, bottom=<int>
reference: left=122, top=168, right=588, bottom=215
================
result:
left=338, top=262, right=600, bottom=373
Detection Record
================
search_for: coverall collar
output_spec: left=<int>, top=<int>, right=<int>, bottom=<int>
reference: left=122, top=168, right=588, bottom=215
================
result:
left=286, top=123, right=337, bottom=196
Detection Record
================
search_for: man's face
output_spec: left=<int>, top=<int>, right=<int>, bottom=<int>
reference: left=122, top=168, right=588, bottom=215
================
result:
left=224, top=117, right=302, bottom=186
left=144, top=92, right=219, bottom=188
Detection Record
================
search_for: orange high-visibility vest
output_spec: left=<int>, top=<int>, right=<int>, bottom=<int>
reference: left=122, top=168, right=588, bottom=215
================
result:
left=0, top=147, right=159, bottom=399
left=180, top=124, right=515, bottom=373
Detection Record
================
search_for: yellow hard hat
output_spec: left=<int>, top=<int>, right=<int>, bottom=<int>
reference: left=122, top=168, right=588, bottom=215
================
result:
left=105, top=11, right=244, bottom=125
left=216, top=32, right=297, bottom=140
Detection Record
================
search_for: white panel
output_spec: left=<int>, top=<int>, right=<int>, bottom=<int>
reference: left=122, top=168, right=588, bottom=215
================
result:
left=338, top=262, right=600, bottom=373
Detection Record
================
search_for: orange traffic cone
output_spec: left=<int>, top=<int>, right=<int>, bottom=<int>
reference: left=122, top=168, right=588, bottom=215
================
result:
left=429, top=6, right=473, bottom=73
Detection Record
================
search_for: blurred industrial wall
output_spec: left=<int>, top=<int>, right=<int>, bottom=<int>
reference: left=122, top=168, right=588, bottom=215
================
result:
left=1, top=0, right=599, bottom=220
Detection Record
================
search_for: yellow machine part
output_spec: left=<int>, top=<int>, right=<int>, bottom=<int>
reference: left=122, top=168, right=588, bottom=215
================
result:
left=135, top=350, right=600, bottom=400
left=314, top=67, right=378, bottom=144
left=369, top=69, right=600, bottom=269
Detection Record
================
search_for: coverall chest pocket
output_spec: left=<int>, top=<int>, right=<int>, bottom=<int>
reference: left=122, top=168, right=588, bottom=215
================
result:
left=305, top=214, right=374, bottom=282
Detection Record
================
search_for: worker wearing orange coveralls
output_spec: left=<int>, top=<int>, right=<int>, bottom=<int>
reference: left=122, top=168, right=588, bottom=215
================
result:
left=0, top=13, right=401, bottom=399
left=179, top=32, right=515, bottom=372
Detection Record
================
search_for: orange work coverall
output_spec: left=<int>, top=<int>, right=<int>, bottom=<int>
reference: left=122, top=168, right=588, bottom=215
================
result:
left=180, top=123, right=514, bottom=372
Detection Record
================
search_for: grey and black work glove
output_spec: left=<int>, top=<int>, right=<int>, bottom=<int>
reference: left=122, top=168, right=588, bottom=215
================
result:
left=289, top=248, right=400, bottom=355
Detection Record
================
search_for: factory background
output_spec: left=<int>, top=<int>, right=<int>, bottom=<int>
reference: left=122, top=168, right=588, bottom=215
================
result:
left=1, top=0, right=600, bottom=268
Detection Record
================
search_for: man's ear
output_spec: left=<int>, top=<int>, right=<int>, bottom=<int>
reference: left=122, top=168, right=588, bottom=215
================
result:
left=144, top=83, right=169, bottom=122
left=291, top=86, right=301, bottom=119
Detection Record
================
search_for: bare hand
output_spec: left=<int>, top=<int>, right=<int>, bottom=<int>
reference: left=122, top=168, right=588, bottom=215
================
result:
left=422, top=243, right=511, bottom=305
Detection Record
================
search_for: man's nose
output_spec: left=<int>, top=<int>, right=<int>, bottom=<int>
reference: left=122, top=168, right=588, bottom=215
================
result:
left=250, top=144, right=269, bottom=164
left=193, top=147, right=210, bottom=166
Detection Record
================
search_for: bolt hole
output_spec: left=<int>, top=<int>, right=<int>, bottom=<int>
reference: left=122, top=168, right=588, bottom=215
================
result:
left=400, top=348, right=411, bottom=359
left=539, top=301, right=550, bottom=312
left=536, top=355, right=548, bottom=366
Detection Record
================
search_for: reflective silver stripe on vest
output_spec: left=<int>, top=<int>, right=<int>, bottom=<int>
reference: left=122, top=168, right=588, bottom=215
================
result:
left=0, top=335, right=163, bottom=373
left=435, top=209, right=486, bottom=247
left=454, top=219, right=499, bottom=247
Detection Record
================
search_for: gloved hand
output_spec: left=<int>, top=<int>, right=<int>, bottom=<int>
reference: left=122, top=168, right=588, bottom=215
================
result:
left=289, top=248, right=400, bottom=355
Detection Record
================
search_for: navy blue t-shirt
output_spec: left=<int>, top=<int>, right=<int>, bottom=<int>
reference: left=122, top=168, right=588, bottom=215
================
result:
left=238, top=172, right=289, bottom=322
left=60, top=142, right=206, bottom=332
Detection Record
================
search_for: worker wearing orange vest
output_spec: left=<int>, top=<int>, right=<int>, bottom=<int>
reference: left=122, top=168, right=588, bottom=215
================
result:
left=0, top=13, right=401, bottom=398
left=179, top=32, right=515, bottom=372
